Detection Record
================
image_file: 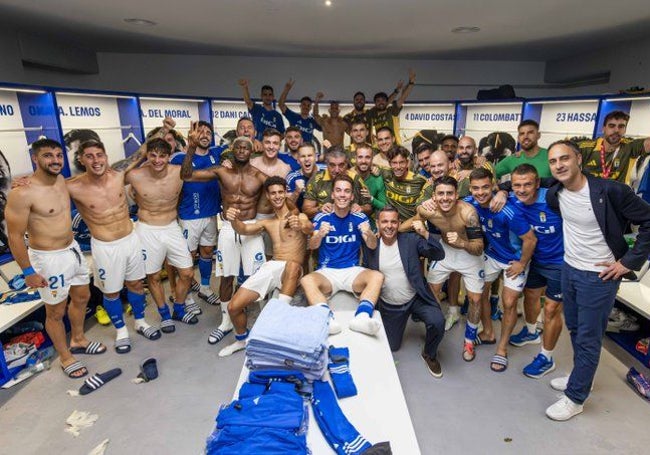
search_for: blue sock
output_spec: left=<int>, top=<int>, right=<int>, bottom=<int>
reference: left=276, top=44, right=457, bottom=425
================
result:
left=127, top=291, right=146, bottom=320
left=235, top=329, right=250, bottom=341
left=355, top=300, right=374, bottom=317
left=465, top=321, right=478, bottom=342
left=103, top=295, right=125, bottom=329
left=199, top=256, right=212, bottom=287
left=173, top=302, right=186, bottom=316
left=158, top=304, right=172, bottom=321
left=328, top=346, right=357, bottom=399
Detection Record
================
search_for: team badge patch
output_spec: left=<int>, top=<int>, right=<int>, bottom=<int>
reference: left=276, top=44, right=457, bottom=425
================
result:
left=488, top=219, right=493, bottom=229
left=540, top=212, right=546, bottom=223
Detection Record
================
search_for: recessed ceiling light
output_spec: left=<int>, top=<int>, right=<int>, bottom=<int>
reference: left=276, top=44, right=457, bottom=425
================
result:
left=124, top=18, right=157, bottom=26
left=325, top=0, right=332, bottom=6
left=451, top=26, right=480, bottom=34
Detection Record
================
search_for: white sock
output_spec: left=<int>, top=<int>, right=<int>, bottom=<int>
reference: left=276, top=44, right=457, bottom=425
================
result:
left=116, top=326, right=129, bottom=341
left=278, top=293, right=292, bottom=303
left=449, top=306, right=460, bottom=316
left=526, top=322, right=537, bottom=334
left=541, top=348, right=554, bottom=360
left=218, top=302, right=233, bottom=331
left=134, top=318, right=152, bottom=332
left=349, top=313, right=381, bottom=336
left=218, top=339, right=247, bottom=357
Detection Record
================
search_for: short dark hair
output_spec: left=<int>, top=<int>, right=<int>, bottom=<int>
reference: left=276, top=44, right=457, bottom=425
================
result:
left=332, top=173, right=354, bottom=189
left=469, top=167, right=493, bottom=182
left=354, top=143, right=373, bottom=155
left=79, top=140, right=105, bottom=155
left=415, top=142, right=434, bottom=155
left=353, top=91, right=365, bottom=99
left=512, top=163, right=539, bottom=178
left=441, top=134, right=459, bottom=143
left=285, top=126, right=302, bottom=135
left=388, top=145, right=410, bottom=162
left=264, top=176, right=287, bottom=192
left=32, top=138, right=63, bottom=154
left=603, top=110, right=630, bottom=126
left=373, top=92, right=388, bottom=102
left=518, top=119, right=539, bottom=130
left=548, top=139, right=581, bottom=155
left=350, top=119, right=368, bottom=129
left=376, top=126, right=394, bottom=137
left=433, top=175, right=458, bottom=191
left=300, top=96, right=312, bottom=104
left=262, top=128, right=283, bottom=139
left=197, top=120, right=214, bottom=133
left=261, top=85, right=274, bottom=94
left=146, top=138, right=172, bottom=155
left=237, top=117, right=254, bottom=128
left=378, top=205, right=399, bottom=217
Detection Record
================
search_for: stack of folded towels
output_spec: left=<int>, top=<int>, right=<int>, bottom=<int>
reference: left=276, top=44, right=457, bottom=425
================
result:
left=246, top=299, right=330, bottom=380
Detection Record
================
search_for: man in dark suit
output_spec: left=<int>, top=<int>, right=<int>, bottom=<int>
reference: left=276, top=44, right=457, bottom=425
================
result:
left=363, top=205, right=446, bottom=378
left=544, top=140, right=650, bottom=421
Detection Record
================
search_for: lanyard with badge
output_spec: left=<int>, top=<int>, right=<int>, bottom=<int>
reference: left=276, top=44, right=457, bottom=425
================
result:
left=599, top=142, right=619, bottom=179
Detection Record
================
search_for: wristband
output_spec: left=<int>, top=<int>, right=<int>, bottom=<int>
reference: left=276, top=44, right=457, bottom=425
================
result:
left=408, top=81, right=415, bottom=86
left=22, top=266, right=36, bottom=276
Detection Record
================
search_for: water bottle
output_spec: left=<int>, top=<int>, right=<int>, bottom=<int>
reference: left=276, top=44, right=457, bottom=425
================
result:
left=26, top=359, right=51, bottom=374
left=25, top=346, right=56, bottom=368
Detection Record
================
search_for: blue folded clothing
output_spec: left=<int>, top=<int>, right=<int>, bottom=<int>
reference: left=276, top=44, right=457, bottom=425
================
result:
left=247, top=299, right=329, bottom=355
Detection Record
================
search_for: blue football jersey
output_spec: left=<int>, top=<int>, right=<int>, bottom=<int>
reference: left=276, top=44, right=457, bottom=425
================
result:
left=467, top=196, right=531, bottom=263
left=313, top=211, right=369, bottom=269
left=511, top=188, right=564, bottom=264
left=250, top=103, right=285, bottom=140
left=283, top=108, right=321, bottom=143
left=170, top=150, right=221, bottom=220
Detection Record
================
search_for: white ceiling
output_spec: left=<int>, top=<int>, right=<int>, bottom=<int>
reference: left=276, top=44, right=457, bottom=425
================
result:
left=1, top=0, right=650, bottom=60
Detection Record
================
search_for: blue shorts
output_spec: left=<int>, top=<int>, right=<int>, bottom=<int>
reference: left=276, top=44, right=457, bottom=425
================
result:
left=526, top=261, right=562, bottom=302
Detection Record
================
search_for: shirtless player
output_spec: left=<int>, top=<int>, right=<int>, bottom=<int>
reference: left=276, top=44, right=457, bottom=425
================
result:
left=126, top=138, right=198, bottom=333
left=6, top=139, right=105, bottom=378
left=313, top=92, right=348, bottom=147
left=65, top=140, right=161, bottom=353
left=181, top=135, right=268, bottom=345
left=218, top=176, right=313, bottom=357
left=401, top=176, right=485, bottom=361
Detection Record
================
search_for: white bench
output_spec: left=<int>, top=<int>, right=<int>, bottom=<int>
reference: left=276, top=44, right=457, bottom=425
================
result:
left=616, top=261, right=650, bottom=319
left=0, top=261, right=43, bottom=333
left=234, top=309, right=421, bottom=454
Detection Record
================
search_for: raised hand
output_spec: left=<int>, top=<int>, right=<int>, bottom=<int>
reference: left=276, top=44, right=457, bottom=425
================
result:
left=162, top=116, right=176, bottom=131
left=318, top=221, right=333, bottom=237
left=285, top=78, right=295, bottom=90
left=238, top=79, right=249, bottom=88
left=412, top=220, right=427, bottom=237
left=315, top=92, right=324, bottom=101
left=187, top=121, right=201, bottom=148
left=408, top=68, right=416, bottom=84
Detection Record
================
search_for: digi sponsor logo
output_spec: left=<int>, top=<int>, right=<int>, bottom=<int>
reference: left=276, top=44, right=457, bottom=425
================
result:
left=325, top=234, right=357, bottom=244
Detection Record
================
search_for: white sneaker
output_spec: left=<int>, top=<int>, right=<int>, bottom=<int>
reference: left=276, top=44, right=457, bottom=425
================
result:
left=545, top=395, right=583, bottom=421
left=445, top=312, right=460, bottom=331
left=550, top=375, right=593, bottom=392
left=550, top=375, right=569, bottom=391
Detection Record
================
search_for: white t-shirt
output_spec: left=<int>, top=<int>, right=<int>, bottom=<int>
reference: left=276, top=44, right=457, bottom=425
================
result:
left=559, top=180, right=615, bottom=272
left=379, top=239, right=416, bottom=305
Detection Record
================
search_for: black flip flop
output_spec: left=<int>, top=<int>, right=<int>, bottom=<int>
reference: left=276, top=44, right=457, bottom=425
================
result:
left=139, top=358, right=158, bottom=382
left=79, top=368, right=122, bottom=395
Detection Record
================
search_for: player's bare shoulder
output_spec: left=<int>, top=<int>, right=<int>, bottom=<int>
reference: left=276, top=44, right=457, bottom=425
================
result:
left=458, top=201, right=480, bottom=227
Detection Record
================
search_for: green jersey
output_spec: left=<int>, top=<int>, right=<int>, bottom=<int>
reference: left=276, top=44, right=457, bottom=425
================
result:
left=380, top=169, right=429, bottom=220
left=495, top=148, right=551, bottom=179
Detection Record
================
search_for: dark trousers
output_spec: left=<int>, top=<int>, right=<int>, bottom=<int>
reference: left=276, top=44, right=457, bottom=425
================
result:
left=562, top=262, right=620, bottom=405
left=379, top=295, right=444, bottom=359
